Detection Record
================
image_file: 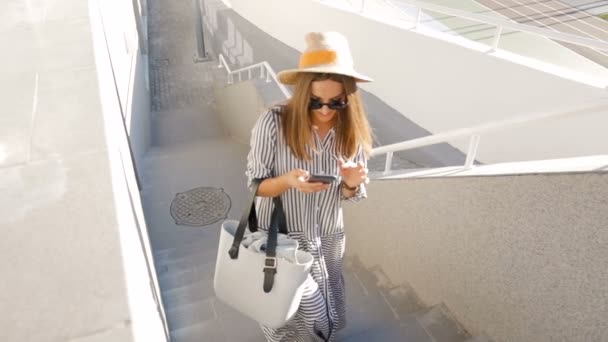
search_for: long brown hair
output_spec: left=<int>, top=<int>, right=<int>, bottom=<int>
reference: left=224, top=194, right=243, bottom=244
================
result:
left=282, top=72, right=372, bottom=160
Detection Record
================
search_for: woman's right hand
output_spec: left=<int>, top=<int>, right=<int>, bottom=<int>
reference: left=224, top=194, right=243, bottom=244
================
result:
left=285, top=169, right=330, bottom=193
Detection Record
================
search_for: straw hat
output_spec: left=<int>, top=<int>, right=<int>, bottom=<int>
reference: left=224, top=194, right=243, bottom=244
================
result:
left=277, top=31, right=373, bottom=85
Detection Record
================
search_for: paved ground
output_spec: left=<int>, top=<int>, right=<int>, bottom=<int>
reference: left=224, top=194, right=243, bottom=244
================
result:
left=474, top=0, right=608, bottom=67
left=387, top=0, right=608, bottom=77
left=556, top=0, right=608, bottom=15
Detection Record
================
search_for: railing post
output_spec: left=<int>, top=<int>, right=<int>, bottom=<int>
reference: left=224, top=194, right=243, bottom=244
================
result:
left=238, top=72, right=242, bottom=82
left=415, top=7, right=422, bottom=29
left=248, top=68, right=252, bottom=80
left=260, top=64, right=265, bottom=78
left=464, top=134, right=480, bottom=169
left=193, top=0, right=211, bottom=62
left=265, top=66, right=272, bottom=83
left=491, top=26, right=503, bottom=51
left=384, top=152, right=393, bottom=175
left=228, top=73, right=233, bottom=85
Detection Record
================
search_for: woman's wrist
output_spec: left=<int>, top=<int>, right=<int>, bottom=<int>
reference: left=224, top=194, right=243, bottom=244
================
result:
left=341, top=181, right=359, bottom=191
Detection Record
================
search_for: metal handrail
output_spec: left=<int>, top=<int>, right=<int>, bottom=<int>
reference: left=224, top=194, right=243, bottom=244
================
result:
left=372, top=100, right=608, bottom=174
left=335, top=0, right=608, bottom=52
left=217, top=54, right=292, bottom=98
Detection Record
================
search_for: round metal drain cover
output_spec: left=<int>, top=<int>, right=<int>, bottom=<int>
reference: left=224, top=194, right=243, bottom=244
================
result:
left=170, top=187, right=231, bottom=226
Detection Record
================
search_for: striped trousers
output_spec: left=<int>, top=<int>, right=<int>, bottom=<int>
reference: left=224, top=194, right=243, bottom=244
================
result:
left=261, top=231, right=346, bottom=342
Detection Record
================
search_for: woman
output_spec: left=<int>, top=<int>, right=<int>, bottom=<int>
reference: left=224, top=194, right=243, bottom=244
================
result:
left=246, top=31, right=372, bottom=342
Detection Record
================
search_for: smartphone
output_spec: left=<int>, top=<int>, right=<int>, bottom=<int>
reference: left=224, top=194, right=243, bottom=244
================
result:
left=307, top=174, right=337, bottom=184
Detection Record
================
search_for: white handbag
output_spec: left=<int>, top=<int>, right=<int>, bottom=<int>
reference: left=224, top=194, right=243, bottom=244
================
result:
left=213, top=179, right=314, bottom=328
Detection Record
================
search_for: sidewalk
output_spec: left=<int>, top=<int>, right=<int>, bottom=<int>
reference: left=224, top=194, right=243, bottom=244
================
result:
left=387, top=0, right=608, bottom=78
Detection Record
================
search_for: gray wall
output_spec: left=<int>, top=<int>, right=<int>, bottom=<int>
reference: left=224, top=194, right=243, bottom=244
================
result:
left=343, top=172, right=608, bottom=342
left=128, top=51, right=152, bottom=172
left=213, top=80, right=267, bottom=145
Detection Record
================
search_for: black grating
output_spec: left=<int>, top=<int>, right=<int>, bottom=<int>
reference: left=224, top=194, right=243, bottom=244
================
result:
left=170, top=187, right=231, bottom=226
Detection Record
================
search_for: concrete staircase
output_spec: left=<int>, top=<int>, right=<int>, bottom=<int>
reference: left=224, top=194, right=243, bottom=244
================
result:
left=339, top=256, right=491, bottom=342
left=144, top=0, right=492, bottom=340
left=151, top=235, right=492, bottom=341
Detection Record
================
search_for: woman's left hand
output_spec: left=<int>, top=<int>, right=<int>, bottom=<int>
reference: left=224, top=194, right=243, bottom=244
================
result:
left=338, top=158, right=368, bottom=188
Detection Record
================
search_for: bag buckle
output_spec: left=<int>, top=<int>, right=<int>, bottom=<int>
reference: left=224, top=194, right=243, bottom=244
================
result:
left=263, top=257, right=277, bottom=270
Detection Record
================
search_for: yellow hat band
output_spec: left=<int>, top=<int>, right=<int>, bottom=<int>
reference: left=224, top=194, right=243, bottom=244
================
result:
left=299, top=50, right=338, bottom=68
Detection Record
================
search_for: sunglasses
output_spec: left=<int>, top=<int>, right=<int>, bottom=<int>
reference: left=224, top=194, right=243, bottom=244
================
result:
left=309, top=98, right=348, bottom=110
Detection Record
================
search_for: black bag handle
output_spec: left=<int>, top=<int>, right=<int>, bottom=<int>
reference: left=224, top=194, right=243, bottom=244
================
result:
left=228, top=178, right=288, bottom=293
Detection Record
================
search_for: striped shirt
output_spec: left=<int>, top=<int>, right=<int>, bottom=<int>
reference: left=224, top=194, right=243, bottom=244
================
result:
left=246, top=105, right=367, bottom=239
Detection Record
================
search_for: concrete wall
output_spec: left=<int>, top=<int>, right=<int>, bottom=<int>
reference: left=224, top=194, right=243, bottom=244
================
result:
left=343, top=173, right=608, bottom=342
left=91, top=0, right=168, bottom=340
left=98, top=0, right=151, bottom=171
left=228, top=0, right=608, bottom=164
left=127, top=52, right=152, bottom=170
left=213, top=80, right=268, bottom=145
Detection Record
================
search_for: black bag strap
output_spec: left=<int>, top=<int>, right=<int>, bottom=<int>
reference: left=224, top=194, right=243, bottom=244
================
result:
left=227, top=178, right=288, bottom=293
left=228, top=179, right=263, bottom=259
left=262, top=196, right=288, bottom=292
left=273, top=196, right=287, bottom=235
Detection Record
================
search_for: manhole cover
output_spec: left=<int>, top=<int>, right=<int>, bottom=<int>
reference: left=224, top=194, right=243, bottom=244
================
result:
left=170, top=187, right=231, bottom=226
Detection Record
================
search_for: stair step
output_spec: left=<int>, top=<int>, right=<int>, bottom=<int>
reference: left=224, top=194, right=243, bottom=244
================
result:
left=345, top=259, right=425, bottom=318
left=416, top=303, right=471, bottom=342
left=161, top=276, right=215, bottom=309
left=345, top=256, right=476, bottom=341
left=157, top=254, right=215, bottom=274
left=340, top=316, right=433, bottom=342
left=153, top=232, right=219, bottom=263
left=215, top=308, right=266, bottom=342
left=465, top=335, right=493, bottom=342
left=166, top=298, right=216, bottom=332
left=379, top=283, right=426, bottom=319
left=169, top=318, right=225, bottom=342
left=150, top=230, right=217, bottom=253
left=159, top=261, right=214, bottom=291
left=156, top=252, right=217, bottom=274
left=341, top=278, right=400, bottom=338
left=155, top=244, right=217, bottom=270
left=150, top=107, right=224, bottom=147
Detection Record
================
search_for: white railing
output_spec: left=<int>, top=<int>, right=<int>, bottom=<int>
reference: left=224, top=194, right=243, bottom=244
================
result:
left=331, top=0, right=608, bottom=52
left=372, top=100, right=608, bottom=174
left=217, top=53, right=292, bottom=98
